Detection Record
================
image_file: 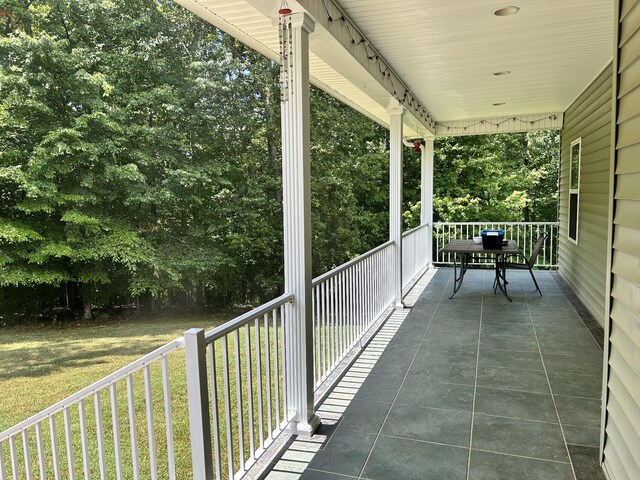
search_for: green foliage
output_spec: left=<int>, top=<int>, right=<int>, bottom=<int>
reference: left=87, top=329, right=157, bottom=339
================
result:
left=432, top=131, right=559, bottom=222
left=0, top=0, right=560, bottom=318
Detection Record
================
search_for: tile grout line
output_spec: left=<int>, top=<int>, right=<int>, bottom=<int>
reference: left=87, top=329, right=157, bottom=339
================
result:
left=525, top=289, right=578, bottom=480
left=465, top=269, right=485, bottom=480
left=356, top=272, right=451, bottom=480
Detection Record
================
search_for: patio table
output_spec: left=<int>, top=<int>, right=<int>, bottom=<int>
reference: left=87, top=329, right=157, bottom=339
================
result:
left=440, top=239, right=520, bottom=302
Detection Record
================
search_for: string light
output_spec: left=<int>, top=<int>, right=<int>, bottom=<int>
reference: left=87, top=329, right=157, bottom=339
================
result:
left=435, top=115, right=559, bottom=133
left=319, top=0, right=436, bottom=130
left=316, top=0, right=557, bottom=135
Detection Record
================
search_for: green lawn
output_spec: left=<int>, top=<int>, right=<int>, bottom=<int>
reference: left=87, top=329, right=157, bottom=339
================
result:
left=0, top=313, right=242, bottom=478
left=0, top=309, right=299, bottom=479
left=0, top=314, right=243, bottom=431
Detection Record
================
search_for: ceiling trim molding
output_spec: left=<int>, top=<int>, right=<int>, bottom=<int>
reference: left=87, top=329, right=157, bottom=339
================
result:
left=435, top=113, right=564, bottom=137
left=298, top=0, right=436, bottom=133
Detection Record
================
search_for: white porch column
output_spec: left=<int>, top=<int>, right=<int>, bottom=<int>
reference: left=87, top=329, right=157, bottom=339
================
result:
left=421, top=137, right=435, bottom=267
left=279, top=12, right=320, bottom=436
left=388, top=100, right=405, bottom=307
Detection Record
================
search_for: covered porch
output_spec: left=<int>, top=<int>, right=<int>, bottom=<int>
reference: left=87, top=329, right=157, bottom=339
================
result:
left=1, top=0, right=637, bottom=479
left=263, top=268, right=605, bottom=480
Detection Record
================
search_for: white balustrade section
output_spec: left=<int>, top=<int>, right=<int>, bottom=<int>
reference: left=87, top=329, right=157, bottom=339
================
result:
left=0, top=338, right=185, bottom=480
left=185, top=294, right=293, bottom=480
left=1, top=240, right=429, bottom=480
left=311, top=241, right=395, bottom=388
left=402, top=223, right=430, bottom=291
left=433, top=222, right=559, bottom=268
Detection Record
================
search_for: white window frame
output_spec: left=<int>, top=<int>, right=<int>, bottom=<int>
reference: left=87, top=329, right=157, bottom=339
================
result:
left=568, top=138, right=581, bottom=245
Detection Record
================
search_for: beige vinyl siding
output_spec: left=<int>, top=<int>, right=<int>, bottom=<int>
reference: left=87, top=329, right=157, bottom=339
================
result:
left=603, top=1, right=640, bottom=479
left=559, top=64, right=613, bottom=325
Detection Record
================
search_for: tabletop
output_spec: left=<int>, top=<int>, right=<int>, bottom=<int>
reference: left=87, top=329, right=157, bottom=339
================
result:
left=440, top=239, right=520, bottom=255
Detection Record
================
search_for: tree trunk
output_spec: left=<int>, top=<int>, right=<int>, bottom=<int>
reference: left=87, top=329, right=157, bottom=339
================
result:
left=82, top=283, right=92, bottom=320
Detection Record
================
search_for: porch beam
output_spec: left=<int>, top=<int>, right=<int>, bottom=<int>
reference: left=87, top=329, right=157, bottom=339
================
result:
left=388, top=100, right=405, bottom=307
left=421, top=137, right=435, bottom=268
left=280, top=11, right=320, bottom=436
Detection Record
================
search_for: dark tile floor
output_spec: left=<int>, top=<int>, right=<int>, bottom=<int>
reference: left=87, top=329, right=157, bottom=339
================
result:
left=264, top=268, right=606, bottom=480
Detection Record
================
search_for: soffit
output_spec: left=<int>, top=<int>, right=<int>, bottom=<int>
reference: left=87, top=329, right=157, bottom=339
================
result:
left=175, top=0, right=613, bottom=131
left=335, top=0, right=614, bottom=121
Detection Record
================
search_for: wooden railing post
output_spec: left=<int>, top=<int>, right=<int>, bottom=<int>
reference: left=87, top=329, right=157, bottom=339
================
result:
left=185, top=328, right=213, bottom=480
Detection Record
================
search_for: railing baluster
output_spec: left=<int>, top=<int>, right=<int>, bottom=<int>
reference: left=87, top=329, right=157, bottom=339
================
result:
left=35, top=423, right=46, bottom=480
left=244, top=324, right=255, bottom=460
left=273, top=311, right=281, bottom=429
left=109, top=384, right=124, bottom=480
left=95, top=392, right=107, bottom=480
left=9, top=436, right=18, bottom=480
left=281, top=304, right=288, bottom=419
left=311, top=286, right=317, bottom=386
left=49, top=416, right=61, bottom=480
left=78, top=400, right=89, bottom=479
left=63, top=407, right=75, bottom=480
left=221, top=336, right=234, bottom=479
left=161, top=356, right=176, bottom=480
left=255, top=319, right=264, bottom=452
left=126, top=375, right=140, bottom=480
left=340, top=272, right=349, bottom=360
left=351, top=268, right=357, bottom=341
left=0, top=440, right=6, bottom=480
left=263, top=316, right=272, bottom=439
left=207, top=344, right=222, bottom=480
left=22, top=430, right=33, bottom=480
left=143, top=366, right=158, bottom=480
left=322, top=280, right=328, bottom=378
left=233, top=329, right=245, bottom=473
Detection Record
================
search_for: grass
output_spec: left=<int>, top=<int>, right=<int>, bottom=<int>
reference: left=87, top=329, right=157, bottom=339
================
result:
left=0, top=311, right=351, bottom=479
left=0, top=313, right=244, bottom=430
left=0, top=312, right=241, bottom=478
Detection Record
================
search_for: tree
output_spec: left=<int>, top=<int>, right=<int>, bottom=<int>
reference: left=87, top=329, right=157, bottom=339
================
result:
left=431, top=131, right=559, bottom=223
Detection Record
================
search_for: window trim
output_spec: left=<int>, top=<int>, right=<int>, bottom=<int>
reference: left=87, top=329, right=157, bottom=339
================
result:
left=568, top=137, right=581, bottom=245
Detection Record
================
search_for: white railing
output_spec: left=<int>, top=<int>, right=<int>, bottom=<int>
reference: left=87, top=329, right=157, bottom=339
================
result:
left=0, top=338, right=185, bottom=480
left=433, top=222, right=559, bottom=268
left=1, top=239, right=429, bottom=480
left=185, top=293, right=292, bottom=480
left=311, top=241, right=395, bottom=387
left=402, top=223, right=430, bottom=290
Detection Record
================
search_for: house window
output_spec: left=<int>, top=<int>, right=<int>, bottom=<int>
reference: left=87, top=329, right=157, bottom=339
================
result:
left=568, top=138, right=581, bottom=244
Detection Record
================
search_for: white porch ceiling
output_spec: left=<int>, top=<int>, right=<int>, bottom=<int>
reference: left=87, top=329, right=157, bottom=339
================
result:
left=175, top=0, right=613, bottom=134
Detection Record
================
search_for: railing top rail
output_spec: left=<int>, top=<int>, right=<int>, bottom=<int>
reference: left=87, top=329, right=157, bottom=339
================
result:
left=0, top=337, right=185, bottom=441
left=204, top=292, right=294, bottom=343
left=433, top=222, right=559, bottom=226
left=402, top=223, right=430, bottom=238
left=312, top=240, right=394, bottom=286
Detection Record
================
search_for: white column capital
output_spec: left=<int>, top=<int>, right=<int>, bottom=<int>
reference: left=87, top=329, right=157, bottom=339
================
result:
left=387, top=98, right=405, bottom=116
left=288, top=12, right=316, bottom=33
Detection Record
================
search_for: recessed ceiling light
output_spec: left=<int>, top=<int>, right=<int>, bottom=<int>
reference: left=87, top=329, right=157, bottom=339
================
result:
left=493, top=102, right=506, bottom=106
left=493, top=71, right=511, bottom=76
left=494, top=6, right=520, bottom=16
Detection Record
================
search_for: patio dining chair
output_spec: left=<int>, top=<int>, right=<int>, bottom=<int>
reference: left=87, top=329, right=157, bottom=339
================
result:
left=496, top=234, right=547, bottom=296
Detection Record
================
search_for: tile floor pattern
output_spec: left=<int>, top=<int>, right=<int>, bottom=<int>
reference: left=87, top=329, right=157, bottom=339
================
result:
left=263, top=268, right=606, bottom=480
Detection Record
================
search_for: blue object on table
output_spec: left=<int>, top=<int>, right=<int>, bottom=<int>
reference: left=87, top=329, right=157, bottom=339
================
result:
left=481, top=229, right=505, bottom=249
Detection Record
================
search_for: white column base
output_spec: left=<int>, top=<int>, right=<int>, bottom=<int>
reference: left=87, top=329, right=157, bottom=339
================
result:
left=395, top=301, right=406, bottom=309
left=286, top=414, right=321, bottom=436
